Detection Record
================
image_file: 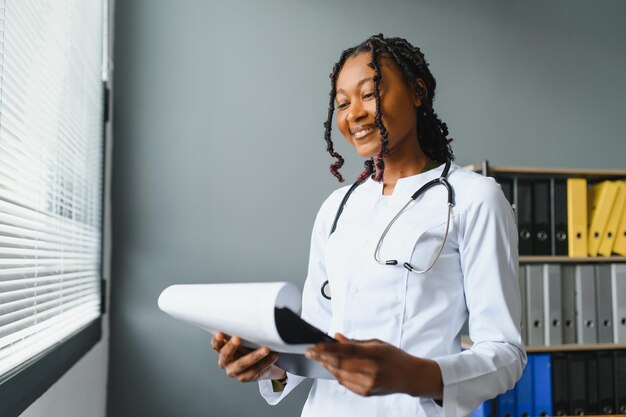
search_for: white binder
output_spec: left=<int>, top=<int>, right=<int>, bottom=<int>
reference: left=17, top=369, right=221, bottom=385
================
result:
left=519, top=264, right=527, bottom=345
left=543, top=264, right=563, bottom=345
left=561, top=265, right=577, bottom=344
left=595, top=264, right=614, bottom=343
left=526, top=264, right=544, bottom=345
left=575, top=265, right=597, bottom=344
left=611, top=263, right=626, bottom=343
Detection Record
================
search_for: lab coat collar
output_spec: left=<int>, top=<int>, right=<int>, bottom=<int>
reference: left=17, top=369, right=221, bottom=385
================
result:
left=363, top=161, right=455, bottom=202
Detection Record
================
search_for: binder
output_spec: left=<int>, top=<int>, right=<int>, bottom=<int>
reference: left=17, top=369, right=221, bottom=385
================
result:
left=574, top=264, right=597, bottom=344
left=595, top=264, right=614, bottom=343
left=552, top=178, right=568, bottom=256
left=597, top=350, right=615, bottom=415
left=551, top=352, right=569, bottom=416
left=472, top=400, right=494, bottom=417
left=611, top=263, right=626, bottom=343
left=588, top=181, right=619, bottom=256
left=566, top=178, right=588, bottom=257
left=515, top=355, right=533, bottom=417
left=496, top=387, right=516, bottom=417
left=542, top=264, right=562, bottom=345
left=516, top=178, right=534, bottom=255
left=614, top=182, right=626, bottom=256
left=496, top=177, right=514, bottom=207
left=584, top=351, right=599, bottom=414
left=598, top=181, right=625, bottom=256
left=561, top=265, right=578, bottom=344
left=525, top=265, right=544, bottom=346
left=533, top=180, right=552, bottom=255
left=616, top=350, right=626, bottom=414
left=518, top=265, right=527, bottom=345
left=532, top=353, right=553, bottom=417
left=569, top=352, right=587, bottom=415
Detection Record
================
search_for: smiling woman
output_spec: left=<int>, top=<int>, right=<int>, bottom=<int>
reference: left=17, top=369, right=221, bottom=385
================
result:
left=210, top=34, right=526, bottom=417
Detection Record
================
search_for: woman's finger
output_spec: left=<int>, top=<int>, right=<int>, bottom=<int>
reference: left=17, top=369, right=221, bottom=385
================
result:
left=217, top=336, right=241, bottom=368
left=227, top=351, right=278, bottom=382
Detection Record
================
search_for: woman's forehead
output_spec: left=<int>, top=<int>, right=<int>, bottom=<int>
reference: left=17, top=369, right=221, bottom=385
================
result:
left=336, top=52, right=399, bottom=90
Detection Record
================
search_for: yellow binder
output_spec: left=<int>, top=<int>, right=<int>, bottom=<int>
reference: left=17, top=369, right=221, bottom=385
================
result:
left=567, top=178, right=588, bottom=257
left=598, top=181, right=626, bottom=256
left=587, top=181, right=619, bottom=256
left=613, top=182, right=626, bottom=256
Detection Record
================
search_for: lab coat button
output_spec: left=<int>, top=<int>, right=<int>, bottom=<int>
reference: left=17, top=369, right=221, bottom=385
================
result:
left=352, top=286, right=359, bottom=293
left=338, top=386, right=346, bottom=394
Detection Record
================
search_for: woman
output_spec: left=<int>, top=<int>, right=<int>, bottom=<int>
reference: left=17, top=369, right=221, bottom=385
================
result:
left=211, top=34, right=526, bottom=417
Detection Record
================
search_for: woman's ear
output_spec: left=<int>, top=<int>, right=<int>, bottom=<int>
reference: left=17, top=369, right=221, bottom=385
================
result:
left=413, top=78, right=428, bottom=108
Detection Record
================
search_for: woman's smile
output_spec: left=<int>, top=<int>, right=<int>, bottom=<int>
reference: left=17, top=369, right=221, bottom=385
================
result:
left=351, top=124, right=377, bottom=140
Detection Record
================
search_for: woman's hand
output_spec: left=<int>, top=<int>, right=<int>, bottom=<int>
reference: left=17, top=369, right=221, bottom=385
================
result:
left=305, top=333, right=443, bottom=398
left=211, top=331, right=286, bottom=382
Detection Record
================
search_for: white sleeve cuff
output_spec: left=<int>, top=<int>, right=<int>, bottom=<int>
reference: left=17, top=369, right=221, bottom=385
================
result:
left=258, top=372, right=306, bottom=405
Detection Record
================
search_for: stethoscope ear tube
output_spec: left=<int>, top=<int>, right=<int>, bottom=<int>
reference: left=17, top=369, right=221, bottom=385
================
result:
left=321, top=159, right=454, bottom=300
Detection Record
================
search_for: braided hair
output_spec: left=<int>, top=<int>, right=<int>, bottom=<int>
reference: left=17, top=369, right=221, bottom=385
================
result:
left=323, top=34, right=454, bottom=183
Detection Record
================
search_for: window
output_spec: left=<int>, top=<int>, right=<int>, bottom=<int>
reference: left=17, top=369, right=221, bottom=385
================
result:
left=0, top=0, right=107, bottom=414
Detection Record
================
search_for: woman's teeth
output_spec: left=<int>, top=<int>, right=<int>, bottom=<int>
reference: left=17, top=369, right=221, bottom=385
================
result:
left=354, top=128, right=373, bottom=139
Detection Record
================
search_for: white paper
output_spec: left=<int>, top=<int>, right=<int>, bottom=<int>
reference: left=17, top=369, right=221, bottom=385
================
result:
left=158, top=282, right=311, bottom=354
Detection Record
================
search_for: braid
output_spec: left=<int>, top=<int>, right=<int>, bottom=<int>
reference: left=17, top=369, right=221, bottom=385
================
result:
left=367, top=37, right=390, bottom=182
left=323, top=48, right=355, bottom=183
left=324, top=34, right=454, bottom=183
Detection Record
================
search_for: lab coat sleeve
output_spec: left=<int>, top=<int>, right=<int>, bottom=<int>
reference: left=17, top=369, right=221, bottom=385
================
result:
left=258, top=188, right=346, bottom=405
left=433, top=176, right=527, bottom=417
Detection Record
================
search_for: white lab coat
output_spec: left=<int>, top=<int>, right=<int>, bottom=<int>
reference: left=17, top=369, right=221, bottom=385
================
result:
left=259, top=162, right=527, bottom=417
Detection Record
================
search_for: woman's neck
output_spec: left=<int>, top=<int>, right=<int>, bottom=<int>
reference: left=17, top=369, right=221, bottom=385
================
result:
left=380, top=154, right=437, bottom=196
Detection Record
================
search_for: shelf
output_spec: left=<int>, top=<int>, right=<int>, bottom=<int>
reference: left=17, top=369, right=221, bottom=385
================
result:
left=461, top=336, right=626, bottom=352
left=464, top=164, right=626, bottom=178
left=519, top=256, right=626, bottom=263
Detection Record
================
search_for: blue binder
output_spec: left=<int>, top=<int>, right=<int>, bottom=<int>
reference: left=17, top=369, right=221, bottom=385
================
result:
left=516, top=355, right=534, bottom=417
left=496, top=387, right=516, bottom=417
left=472, top=400, right=494, bottom=417
left=532, top=353, right=553, bottom=416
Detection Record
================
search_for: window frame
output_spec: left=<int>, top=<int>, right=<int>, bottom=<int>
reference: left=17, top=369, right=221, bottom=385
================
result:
left=0, top=78, right=110, bottom=416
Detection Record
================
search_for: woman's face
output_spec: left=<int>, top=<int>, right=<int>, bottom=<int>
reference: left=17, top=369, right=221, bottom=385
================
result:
left=335, top=52, right=423, bottom=159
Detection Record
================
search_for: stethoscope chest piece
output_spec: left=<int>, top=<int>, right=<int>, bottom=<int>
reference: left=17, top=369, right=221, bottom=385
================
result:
left=321, top=280, right=332, bottom=300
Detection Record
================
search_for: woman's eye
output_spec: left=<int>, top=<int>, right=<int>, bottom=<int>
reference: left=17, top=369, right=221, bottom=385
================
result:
left=337, top=102, right=349, bottom=110
left=363, top=92, right=374, bottom=99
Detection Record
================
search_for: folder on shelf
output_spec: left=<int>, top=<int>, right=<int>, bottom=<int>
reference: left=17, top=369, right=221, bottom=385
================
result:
left=496, top=387, right=516, bottom=417
left=598, top=181, right=625, bottom=256
left=597, top=350, right=615, bottom=415
left=532, top=353, right=553, bottom=417
left=615, top=350, right=626, bottom=414
left=561, top=265, right=578, bottom=344
left=515, top=354, right=533, bottom=417
left=569, top=352, right=588, bottom=415
left=611, top=263, right=626, bottom=344
left=588, top=180, right=619, bottom=256
left=533, top=180, right=552, bottom=255
left=525, top=265, right=544, bottom=346
left=518, top=265, right=527, bottom=345
left=495, top=176, right=514, bottom=207
left=551, top=352, right=569, bottom=416
left=574, top=264, right=597, bottom=344
left=516, top=178, right=534, bottom=255
left=471, top=400, right=494, bottom=417
left=552, top=178, right=568, bottom=256
left=583, top=351, right=599, bottom=414
left=542, top=264, right=562, bottom=345
left=594, top=264, right=614, bottom=343
left=614, top=182, right=626, bottom=256
left=567, top=178, right=588, bottom=257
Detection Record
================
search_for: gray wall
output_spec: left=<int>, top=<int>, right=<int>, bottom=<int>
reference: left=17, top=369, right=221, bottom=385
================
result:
left=108, top=1, right=626, bottom=416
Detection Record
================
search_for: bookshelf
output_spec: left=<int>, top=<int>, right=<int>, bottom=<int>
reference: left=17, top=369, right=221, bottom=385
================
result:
left=464, top=162, right=626, bottom=417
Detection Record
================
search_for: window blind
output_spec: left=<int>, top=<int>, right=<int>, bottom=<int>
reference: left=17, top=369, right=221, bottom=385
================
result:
left=0, top=0, right=104, bottom=379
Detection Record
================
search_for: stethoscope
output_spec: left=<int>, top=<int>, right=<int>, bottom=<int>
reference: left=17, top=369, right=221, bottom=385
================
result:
left=321, top=159, right=455, bottom=300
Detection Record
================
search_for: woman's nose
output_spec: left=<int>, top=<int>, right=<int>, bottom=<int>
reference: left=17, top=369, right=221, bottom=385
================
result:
left=346, top=100, right=368, bottom=123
